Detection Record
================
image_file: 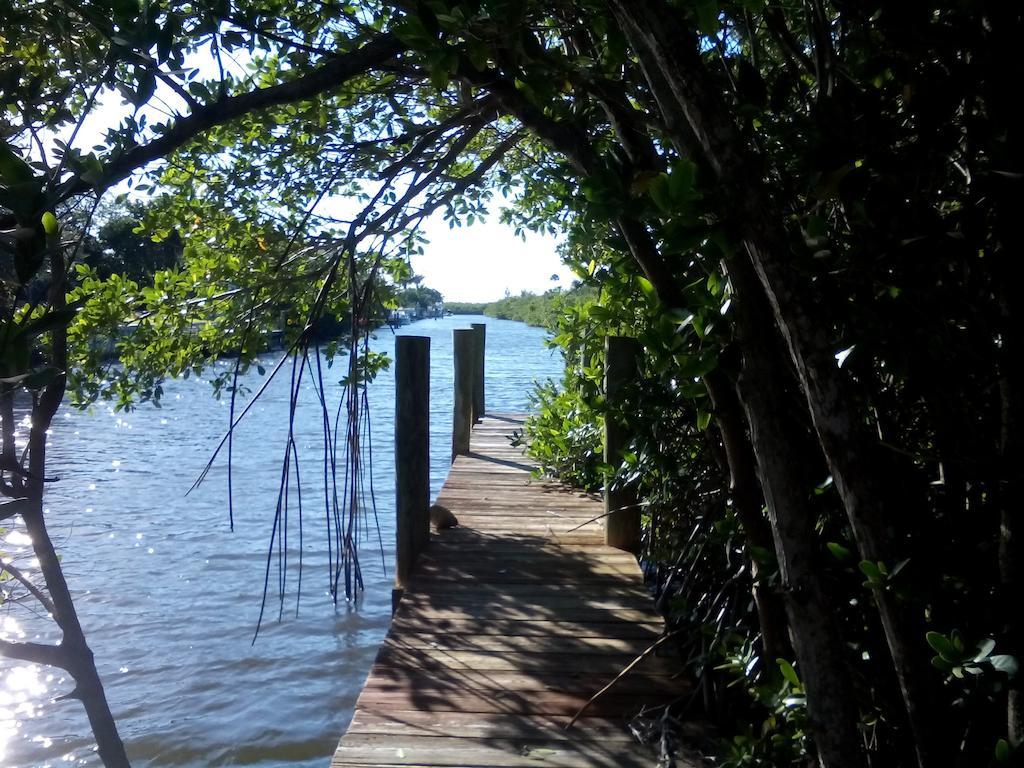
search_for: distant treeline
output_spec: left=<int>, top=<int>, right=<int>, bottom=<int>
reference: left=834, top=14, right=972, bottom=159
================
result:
left=448, top=286, right=595, bottom=329
left=445, top=302, right=488, bottom=314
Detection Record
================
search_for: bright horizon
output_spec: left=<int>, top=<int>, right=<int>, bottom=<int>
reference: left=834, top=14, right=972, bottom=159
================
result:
left=413, top=211, right=575, bottom=303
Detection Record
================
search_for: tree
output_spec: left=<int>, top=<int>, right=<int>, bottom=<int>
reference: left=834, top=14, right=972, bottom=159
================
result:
left=396, top=282, right=443, bottom=314
left=2, top=2, right=1021, bottom=767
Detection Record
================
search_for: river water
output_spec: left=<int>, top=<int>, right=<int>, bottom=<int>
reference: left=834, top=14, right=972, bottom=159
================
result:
left=0, top=316, right=560, bottom=768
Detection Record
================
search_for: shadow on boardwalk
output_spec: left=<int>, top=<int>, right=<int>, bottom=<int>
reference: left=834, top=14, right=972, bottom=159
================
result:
left=332, top=413, right=690, bottom=768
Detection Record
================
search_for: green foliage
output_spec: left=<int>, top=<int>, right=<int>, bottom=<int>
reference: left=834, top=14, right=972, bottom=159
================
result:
left=63, top=203, right=406, bottom=408
left=926, top=631, right=1018, bottom=682
left=483, top=285, right=595, bottom=329
left=395, top=284, right=442, bottom=313
left=525, top=378, right=603, bottom=491
left=714, top=656, right=811, bottom=767
left=80, top=201, right=183, bottom=283
left=444, top=301, right=487, bottom=314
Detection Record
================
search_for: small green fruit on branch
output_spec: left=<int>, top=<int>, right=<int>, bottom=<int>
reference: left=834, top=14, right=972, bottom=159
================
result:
left=41, top=212, right=58, bottom=236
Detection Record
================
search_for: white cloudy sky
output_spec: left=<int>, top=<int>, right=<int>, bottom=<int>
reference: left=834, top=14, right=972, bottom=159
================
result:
left=413, top=214, right=573, bottom=302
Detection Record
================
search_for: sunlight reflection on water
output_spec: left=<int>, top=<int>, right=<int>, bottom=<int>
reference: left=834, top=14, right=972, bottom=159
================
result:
left=0, top=316, right=560, bottom=767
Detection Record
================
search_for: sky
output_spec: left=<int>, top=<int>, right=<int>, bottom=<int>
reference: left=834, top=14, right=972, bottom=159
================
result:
left=413, top=214, right=574, bottom=302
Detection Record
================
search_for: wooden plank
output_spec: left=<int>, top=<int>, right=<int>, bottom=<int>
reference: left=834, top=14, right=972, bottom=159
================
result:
left=409, top=563, right=643, bottom=582
left=388, top=617, right=665, bottom=639
left=372, top=647, right=679, bottom=675
left=331, top=734, right=656, bottom=767
left=363, top=669, right=686, bottom=697
left=352, top=689, right=659, bottom=718
left=397, top=593, right=658, bottom=614
left=345, top=710, right=638, bottom=741
left=394, top=605, right=656, bottom=626
left=383, top=633, right=671, bottom=655
left=396, top=583, right=651, bottom=601
left=411, top=552, right=640, bottom=567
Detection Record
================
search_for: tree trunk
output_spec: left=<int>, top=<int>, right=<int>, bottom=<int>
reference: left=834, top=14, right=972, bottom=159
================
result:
left=983, top=3, right=1024, bottom=745
left=705, top=366, right=792, bottom=666
left=470, top=31, right=863, bottom=764
left=997, top=250, right=1024, bottom=751
left=20, top=500, right=131, bottom=768
left=726, top=257, right=867, bottom=768
left=15, top=228, right=132, bottom=767
left=607, top=3, right=943, bottom=763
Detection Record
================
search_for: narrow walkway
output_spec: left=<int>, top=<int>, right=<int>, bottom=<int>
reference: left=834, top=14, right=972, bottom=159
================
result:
left=332, top=414, right=687, bottom=767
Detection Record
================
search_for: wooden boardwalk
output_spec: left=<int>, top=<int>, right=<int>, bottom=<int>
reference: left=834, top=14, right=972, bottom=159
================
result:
left=332, top=413, right=687, bottom=767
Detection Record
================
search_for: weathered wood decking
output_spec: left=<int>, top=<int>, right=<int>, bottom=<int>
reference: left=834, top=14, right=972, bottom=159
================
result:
left=332, top=413, right=687, bottom=767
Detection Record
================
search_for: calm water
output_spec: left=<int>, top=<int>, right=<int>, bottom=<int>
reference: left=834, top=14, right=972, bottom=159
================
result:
left=0, top=316, right=560, bottom=768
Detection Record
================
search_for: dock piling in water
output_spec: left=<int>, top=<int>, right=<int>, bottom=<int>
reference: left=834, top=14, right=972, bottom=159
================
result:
left=470, top=322, right=486, bottom=423
left=394, top=335, right=430, bottom=609
left=451, top=328, right=475, bottom=462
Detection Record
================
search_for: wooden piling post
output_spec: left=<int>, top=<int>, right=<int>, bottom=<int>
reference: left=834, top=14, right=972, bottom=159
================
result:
left=394, top=335, right=430, bottom=610
left=452, top=328, right=474, bottom=462
left=470, top=322, right=486, bottom=423
left=604, top=335, right=642, bottom=552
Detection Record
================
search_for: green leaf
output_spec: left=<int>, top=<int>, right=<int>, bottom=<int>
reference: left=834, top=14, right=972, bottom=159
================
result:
left=0, top=139, right=35, bottom=185
left=706, top=271, right=721, bottom=295
left=806, top=214, right=828, bottom=240
left=637, top=276, right=655, bottom=298
left=648, top=174, right=672, bottom=213
left=694, top=1, right=720, bottom=36
left=696, top=409, right=712, bottom=431
left=973, top=638, right=996, bottom=663
left=996, top=739, right=1011, bottom=762
left=827, top=541, right=854, bottom=563
left=134, top=71, right=157, bottom=107
left=952, top=629, right=964, bottom=653
left=858, top=559, right=883, bottom=586
left=393, top=15, right=434, bottom=47
left=668, top=159, right=698, bottom=202
left=926, top=631, right=958, bottom=663
left=777, top=659, right=800, bottom=688
left=991, top=655, right=1019, bottom=677
left=41, top=212, right=58, bottom=235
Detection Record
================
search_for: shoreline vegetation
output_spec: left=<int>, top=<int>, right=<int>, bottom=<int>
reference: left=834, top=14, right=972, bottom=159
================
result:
left=447, top=286, right=593, bottom=330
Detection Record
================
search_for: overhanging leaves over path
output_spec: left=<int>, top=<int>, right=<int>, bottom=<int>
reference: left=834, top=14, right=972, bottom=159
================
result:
left=65, top=33, right=406, bottom=197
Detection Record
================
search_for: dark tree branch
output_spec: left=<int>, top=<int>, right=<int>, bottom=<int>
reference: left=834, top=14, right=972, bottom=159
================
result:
left=0, top=638, right=68, bottom=668
left=458, top=64, right=600, bottom=176
left=763, top=5, right=816, bottom=76
left=62, top=33, right=405, bottom=198
left=1, top=560, right=56, bottom=616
